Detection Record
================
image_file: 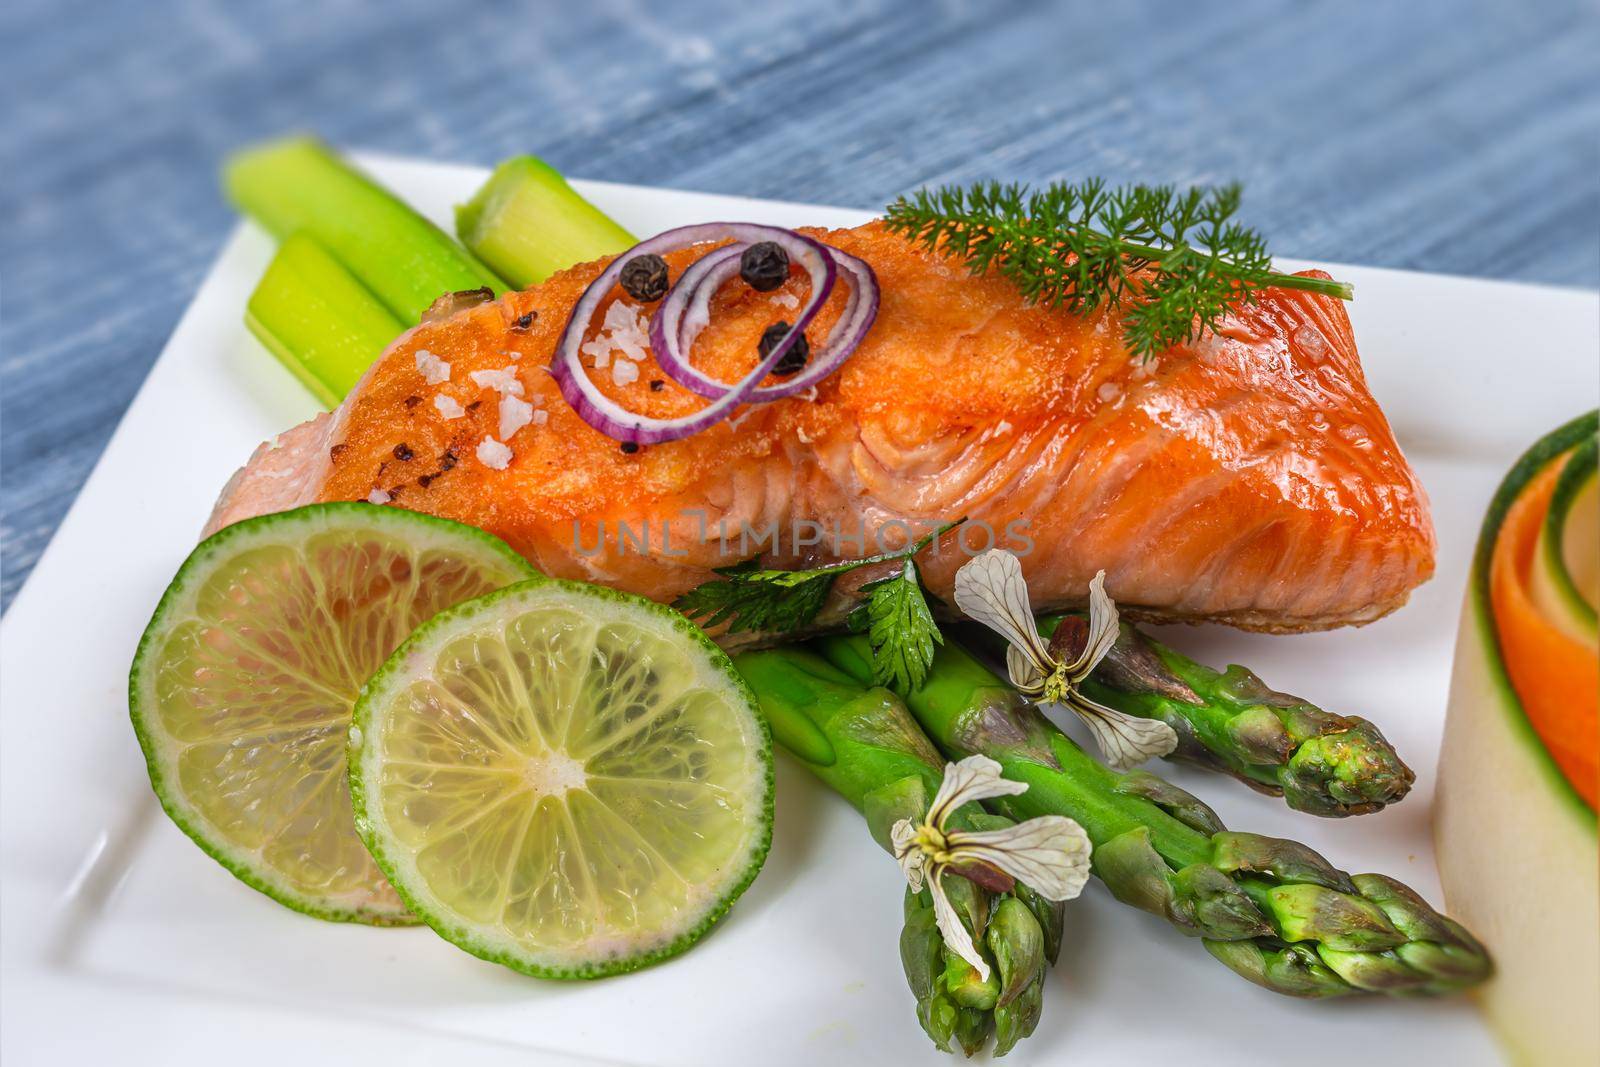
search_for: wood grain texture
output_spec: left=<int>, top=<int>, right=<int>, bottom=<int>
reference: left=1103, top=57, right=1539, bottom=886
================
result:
left=2, top=0, right=1597, bottom=612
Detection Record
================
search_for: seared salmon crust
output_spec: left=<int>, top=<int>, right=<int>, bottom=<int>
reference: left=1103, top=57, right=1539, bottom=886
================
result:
left=209, top=221, right=1434, bottom=635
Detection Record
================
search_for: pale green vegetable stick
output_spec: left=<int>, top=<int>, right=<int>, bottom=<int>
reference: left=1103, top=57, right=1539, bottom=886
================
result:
left=456, top=156, right=636, bottom=287
left=244, top=232, right=406, bottom=407
left=225, top=135, right=507, bottom=322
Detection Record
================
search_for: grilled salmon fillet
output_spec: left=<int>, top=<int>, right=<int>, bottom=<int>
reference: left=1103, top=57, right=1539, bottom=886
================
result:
left=207, top=221, right=1434, bottom=634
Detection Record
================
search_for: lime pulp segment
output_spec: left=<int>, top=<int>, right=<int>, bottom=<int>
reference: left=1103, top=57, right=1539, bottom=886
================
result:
left=349, top=580, right=773, bottom=978
left=129, top=503, right=537, bottom=923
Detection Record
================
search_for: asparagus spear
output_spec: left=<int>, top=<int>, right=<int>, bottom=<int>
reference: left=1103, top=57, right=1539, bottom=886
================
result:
left=732, top=648, right=1058, bottom=1055
left=964, top=616, right=1414, bottom=817
left=225, top=136, right=507, bottom=323
left=815, top=634, right=1491, bottom=998
left=244, top=231, right=406, bottom=407
left=456, top=156, right=636, bottom=288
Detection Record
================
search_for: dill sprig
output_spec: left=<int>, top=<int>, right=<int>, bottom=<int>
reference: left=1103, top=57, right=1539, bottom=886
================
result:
left=883, top=179, right=1352, bottom=357
left=674, top=519, right=963, bottom=692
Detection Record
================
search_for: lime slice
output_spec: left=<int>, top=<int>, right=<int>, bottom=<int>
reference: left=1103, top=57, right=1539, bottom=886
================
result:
left=348, top=580, right=773, bottom=978
left=130, top=503, right=538, bottom=924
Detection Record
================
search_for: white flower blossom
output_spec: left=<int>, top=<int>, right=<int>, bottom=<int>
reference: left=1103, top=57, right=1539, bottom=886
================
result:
left=954, top=550, right=1178, bottom=771
left=890, top=755, right=1091, bottom=981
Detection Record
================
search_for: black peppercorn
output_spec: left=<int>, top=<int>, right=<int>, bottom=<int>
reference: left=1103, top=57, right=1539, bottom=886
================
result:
left=740, top=241, right=790, bottom=292
left=619, top=254, right=669, bottom=302
left=649, top=379, right=665, bottom=391
left=620, top=441, right=640, bottom=454
left=758, top=321, right=810, bottom=376
left=393, top=443, right=414, bottom=461
left=512, top=311, right=536, bottom=330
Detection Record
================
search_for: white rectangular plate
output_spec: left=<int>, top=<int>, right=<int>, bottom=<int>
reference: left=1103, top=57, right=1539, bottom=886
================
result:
left=3, top=155, right=1596, bottom=1066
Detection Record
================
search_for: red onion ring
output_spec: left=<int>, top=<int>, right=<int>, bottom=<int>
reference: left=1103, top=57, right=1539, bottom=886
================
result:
left=656, top=243, right=879, bottom=402
left=552, top=223, right=878, bottom=444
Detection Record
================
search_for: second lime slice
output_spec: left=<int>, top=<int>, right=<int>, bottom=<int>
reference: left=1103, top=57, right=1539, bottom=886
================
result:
left=349, top=580, right=773, bottom=978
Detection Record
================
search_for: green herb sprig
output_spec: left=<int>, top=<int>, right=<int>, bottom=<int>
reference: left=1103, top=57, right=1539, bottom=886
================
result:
left=848, top=558, right=942, bottom=694
left=884, top=180, right=1352, bottom=357
left=674, top=520, right=963, bottom=692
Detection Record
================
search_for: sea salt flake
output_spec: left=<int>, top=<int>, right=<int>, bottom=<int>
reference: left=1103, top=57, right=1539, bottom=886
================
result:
left=796, top=426, right=812, bottom=444
left=476, top=437, right=513, bottom=470
left=1338, top=422, right=1372, bottom=448
left=366, top=488, right=391, bottom=505
left=1293, top=324, right=1330, bottom=363
left=612, top=359, right=640, bottom=386
left=531, top=408, right=550, bottom=426
left=604, top=300, right=643, bottom=333
left=582, top=338, right=613, bottom=369
left=470, top=366, right=525, bottom=397
left=614, top=332, right=648, bottom=363
left=1097, top=381, right=1123, bottom=403
left=415, top=350, right=451, bottom=384
left=772, top=291, right=799, bottom=309
left=584, top=300, right=653, bottom=369
left=499, top=395, right=535, bottom=440
left=434, top=394, right=465, bottom=419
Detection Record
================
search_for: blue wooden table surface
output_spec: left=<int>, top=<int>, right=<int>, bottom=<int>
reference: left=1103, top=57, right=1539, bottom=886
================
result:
left=3, top=0, right=1597, bottom=612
